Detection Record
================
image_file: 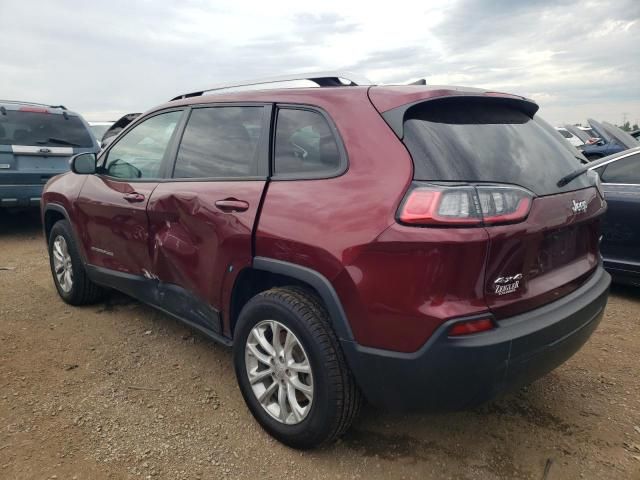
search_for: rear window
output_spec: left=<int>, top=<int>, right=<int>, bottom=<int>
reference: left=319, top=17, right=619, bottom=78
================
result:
left=0, top=110, right=93, bottom=147
left=402, top=99, right=591, bottom=196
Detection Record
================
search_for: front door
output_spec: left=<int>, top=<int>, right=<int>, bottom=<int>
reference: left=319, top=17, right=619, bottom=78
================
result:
left=76, top=110, right=184, bottom=274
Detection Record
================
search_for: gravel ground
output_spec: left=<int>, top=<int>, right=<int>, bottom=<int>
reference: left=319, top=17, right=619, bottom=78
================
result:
left=1, top=210, right=639, bottom=480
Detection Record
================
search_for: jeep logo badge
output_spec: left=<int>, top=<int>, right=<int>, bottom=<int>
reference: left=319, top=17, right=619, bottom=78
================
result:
left=571, top=199, right=587, bottom=214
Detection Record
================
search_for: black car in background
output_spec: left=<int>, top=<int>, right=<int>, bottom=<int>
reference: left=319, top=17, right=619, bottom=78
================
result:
left=590, top=146, right=640, bottom=286
left=100, top=112, right=140, bottom=148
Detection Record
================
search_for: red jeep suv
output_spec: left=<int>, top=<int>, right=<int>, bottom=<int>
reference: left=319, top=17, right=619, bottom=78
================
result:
left=42, top=73, right=610, bottom=449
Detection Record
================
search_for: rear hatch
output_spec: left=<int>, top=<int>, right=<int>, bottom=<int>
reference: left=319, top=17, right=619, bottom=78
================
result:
left=376, top=93, right=605, bottom=319
left=0, top=106, right=95, bottom=186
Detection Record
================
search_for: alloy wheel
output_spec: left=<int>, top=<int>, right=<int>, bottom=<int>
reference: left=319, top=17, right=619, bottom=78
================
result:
left=52, top=235, right=73, bottom=293
left=245, top=320, right=314, bottom=425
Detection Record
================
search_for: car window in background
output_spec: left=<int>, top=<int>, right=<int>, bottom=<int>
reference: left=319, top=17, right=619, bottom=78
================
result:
left=558, top=129, right=572, bottom=139
left=89, top=123, right=112, bottom=139
left=173, top=107, right=264, bottom=178
left=0, top=110, right=93, bottom=147
left=274, top=108, right=341, bottom=177
left=104, top=111, right=182, bottom=179
left=601, top=153, right=640, bottom=184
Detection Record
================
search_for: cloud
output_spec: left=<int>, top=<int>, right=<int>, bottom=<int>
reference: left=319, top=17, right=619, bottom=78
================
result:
left=0, top=0, right=638, bottom=125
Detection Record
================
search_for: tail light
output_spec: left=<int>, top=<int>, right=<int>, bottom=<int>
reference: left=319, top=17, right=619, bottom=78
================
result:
left=398, top=183, right=533, bottom=227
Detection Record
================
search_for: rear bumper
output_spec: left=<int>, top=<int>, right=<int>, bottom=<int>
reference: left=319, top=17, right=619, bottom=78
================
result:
left=341, top=265, right=610, bottom=411
left=0, top=184, right=44, bottom=207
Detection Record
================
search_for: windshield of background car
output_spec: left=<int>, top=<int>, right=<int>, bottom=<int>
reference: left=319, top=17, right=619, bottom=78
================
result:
left=0, top=110, right=93, bottom=147
left=402, top=98, right=592, bottom=196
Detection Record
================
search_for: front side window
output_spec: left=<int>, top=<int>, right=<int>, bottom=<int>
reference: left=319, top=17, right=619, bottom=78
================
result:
left=173, top=106, right=264, bottom=179
left=274, top=108, right=342, bottom=177
left=601, top=153, right=640, bottom=184
left=104, top=111, right=182, bottom=179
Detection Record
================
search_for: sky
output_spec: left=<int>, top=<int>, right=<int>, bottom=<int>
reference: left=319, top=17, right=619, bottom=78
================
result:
left=1, top=0, right=639, bottom=126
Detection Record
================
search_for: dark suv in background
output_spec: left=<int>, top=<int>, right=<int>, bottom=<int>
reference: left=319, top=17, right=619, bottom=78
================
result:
left=0, top=100, right=98, bottom=208
left=41, top=73, right=610, bottom=449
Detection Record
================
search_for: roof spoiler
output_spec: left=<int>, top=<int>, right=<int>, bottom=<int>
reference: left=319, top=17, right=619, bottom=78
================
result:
left=170, top=71, right=372, bottom=101
left=380, top=93, right=539, bottom=139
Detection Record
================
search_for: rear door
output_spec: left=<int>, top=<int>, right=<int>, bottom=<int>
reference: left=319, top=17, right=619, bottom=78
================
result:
left=398, top=97, right=606, bottom=319
left=146, top=104, right=270, bottom=334
left=596, top=152, right=640, bottom=269
left=76, top=109, right=185, bottom=274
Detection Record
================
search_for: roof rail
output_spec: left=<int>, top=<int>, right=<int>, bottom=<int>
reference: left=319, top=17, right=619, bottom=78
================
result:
left=0, top=99, right=67, bottom=110
left=170, top=71, right=372, bottom=101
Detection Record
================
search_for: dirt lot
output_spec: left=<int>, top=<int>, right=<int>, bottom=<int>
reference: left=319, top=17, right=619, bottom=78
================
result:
left=1, top=210, right=639, bottom=480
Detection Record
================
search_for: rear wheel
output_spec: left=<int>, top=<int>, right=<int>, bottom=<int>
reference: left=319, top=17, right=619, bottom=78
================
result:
left=233, top=287, right=362, bottom=449
left=48, top=220, right=107, bottom=305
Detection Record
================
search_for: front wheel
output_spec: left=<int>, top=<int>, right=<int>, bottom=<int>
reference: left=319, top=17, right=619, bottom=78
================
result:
left=233, top=287, right=362, bottom=449
left=48, top=220, right=107, bottom=305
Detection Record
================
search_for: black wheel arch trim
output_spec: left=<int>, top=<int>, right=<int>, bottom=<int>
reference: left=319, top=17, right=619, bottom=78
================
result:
left=43, top=203, right=71, bottom=241
left=252, top=256, right=355, bottom=342
left=43, top=203, right=89, bottom=264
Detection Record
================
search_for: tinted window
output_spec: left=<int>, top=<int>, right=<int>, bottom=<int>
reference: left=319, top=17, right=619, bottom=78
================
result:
left=402, top=99, right=591, bottom=196
left=174, top=107, right=264, bottom=178
left=601, top=154, right=640, bottom=184
left=105, top=111, right=182, bottom=179
left=274, top=108, right=341, bottom=177
left=0, top=110, right=93, bottom=147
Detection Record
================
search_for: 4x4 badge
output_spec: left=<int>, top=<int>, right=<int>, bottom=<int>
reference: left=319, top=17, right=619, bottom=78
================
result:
left=571, top=199, right=587, bottom=214
left=494, top=273, right=523, bottom=296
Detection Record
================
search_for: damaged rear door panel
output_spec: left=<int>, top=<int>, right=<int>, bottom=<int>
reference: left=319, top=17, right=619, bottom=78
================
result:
left=145, top=104, right=271, bottom=335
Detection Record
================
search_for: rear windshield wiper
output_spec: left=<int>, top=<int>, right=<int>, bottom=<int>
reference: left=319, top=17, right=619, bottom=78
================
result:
left=557, top=165, right=591, bottom=187
left=36, top=137, right=82, bottom=147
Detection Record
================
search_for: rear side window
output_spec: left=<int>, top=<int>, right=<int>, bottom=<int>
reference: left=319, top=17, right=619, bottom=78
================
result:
left=402, top=99, right=591, bottom=196
left=274, top=108, right=342, bottom=177
left=173, top=107, right=264, bottom=179
left=0, top=110, right=93, bottom=147
left=601, top=153, right=640, bottom=184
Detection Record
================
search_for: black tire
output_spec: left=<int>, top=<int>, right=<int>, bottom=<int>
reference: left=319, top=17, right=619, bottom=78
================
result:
left=233, top=286, right=362, bottom=449
left=48, top=220, right=107, bottom=305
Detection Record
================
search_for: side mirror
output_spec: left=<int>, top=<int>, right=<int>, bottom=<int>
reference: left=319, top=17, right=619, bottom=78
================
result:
left=70, top=152, right=97, bottom=175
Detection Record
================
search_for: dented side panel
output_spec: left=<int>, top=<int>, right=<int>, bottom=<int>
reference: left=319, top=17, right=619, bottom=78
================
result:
left=147, top=181, right=266, bottom=334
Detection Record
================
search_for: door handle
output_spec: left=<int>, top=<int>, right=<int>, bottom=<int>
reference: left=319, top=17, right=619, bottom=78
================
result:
left=123, top=192, right=145, bottom=203
left=215, top=198, right=249, bottom=212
